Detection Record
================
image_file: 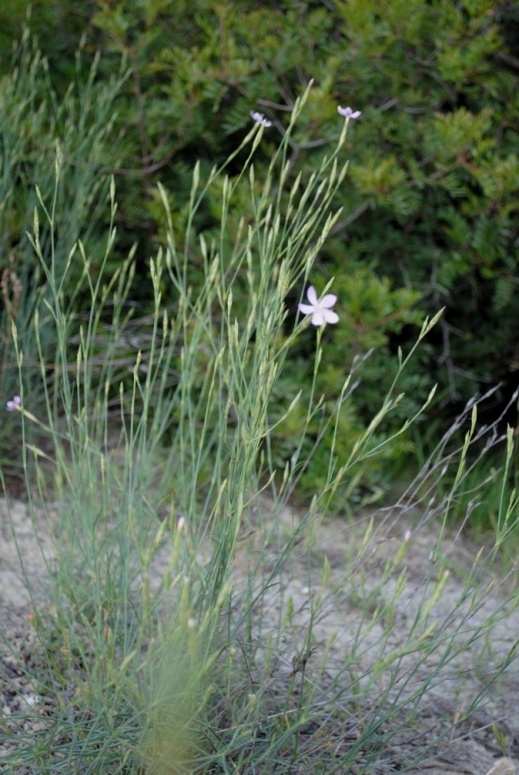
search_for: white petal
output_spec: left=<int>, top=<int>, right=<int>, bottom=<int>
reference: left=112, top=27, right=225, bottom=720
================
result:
left=306, top=286, right=318, bottom=304
left=323, top=309, right=339, bottom=324
left=311, top=310, right=325, bottom=326
left=320, top=293, right=337, bottom=308
left=298, top=303, right=315, bottom=315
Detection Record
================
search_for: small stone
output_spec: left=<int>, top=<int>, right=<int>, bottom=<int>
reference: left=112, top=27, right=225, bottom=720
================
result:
left=484, top=757, right=519, bottom=775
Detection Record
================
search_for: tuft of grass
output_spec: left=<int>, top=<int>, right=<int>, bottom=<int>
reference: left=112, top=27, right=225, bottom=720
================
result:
left=0, top=75, right=518, bottom=775
left=0, top=30, right=127, bottom=485
left=411, top=387, right=519, bottom=547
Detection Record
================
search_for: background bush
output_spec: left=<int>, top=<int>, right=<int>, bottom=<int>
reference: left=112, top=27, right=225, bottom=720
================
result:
left=2, top=0, right=518, bottom=501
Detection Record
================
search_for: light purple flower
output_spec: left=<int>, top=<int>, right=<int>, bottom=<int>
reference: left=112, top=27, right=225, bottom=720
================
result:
left=338, top=106, right=361, bottom=120
left=298, top=286, right=339, bottom=327
left=6, top=395, right=21, bottom=412
left=250, top=111, right=272, bottom=128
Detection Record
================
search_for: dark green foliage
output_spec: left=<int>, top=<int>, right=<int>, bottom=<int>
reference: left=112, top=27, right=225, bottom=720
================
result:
left=0, top=2, right=90, bottom=85
left=3, top=0, right=519, bottom=500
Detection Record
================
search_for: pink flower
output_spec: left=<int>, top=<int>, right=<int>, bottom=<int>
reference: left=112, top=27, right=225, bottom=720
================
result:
left=298, top=286, right=339, bottom=327
left=338, top=106, right=361, bottom=120
left=6, top=395, right=21, bottom=412
left=250, top=111, right=272, bottom=128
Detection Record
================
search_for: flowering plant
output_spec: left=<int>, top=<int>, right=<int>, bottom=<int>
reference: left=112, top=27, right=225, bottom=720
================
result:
left=337, top=106, right=361, bottom=120
left=298, top=286, right=339, bottom=327
left=6, top=395, right=21, bottom=412
left=250, top=111, right=272, bottom=127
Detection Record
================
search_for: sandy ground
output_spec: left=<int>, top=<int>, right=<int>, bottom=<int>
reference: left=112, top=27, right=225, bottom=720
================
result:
left=1, top=494, right=519, bottom=774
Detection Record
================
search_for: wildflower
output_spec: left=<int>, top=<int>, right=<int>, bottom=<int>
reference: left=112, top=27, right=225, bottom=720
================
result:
left=337, top=106, right=361, bottom=120
left=250, top=110, right=272, bottom=127
left=298, top=286, right=339, bottom=327
left=6, top=395, right=21, bottom=412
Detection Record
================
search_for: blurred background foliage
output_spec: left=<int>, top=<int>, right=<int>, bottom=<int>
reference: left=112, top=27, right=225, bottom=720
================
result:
left=1, top=0, right=518, bottom=504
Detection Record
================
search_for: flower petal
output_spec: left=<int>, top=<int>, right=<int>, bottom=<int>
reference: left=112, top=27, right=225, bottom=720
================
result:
left=323, top=309, right=339, bottom=324
left=337, top=106, right=361, bottom=120
left=306, top=286, right=318, bottom=304
left=320, top=293, right=337, bottom=308
left=6, top=395, right=21, bottom=411
left=311, top=310, right=325, bottom=326
left=298, top=303, right=316, bottom=315
left=250, top=110, right=272, bottom=127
